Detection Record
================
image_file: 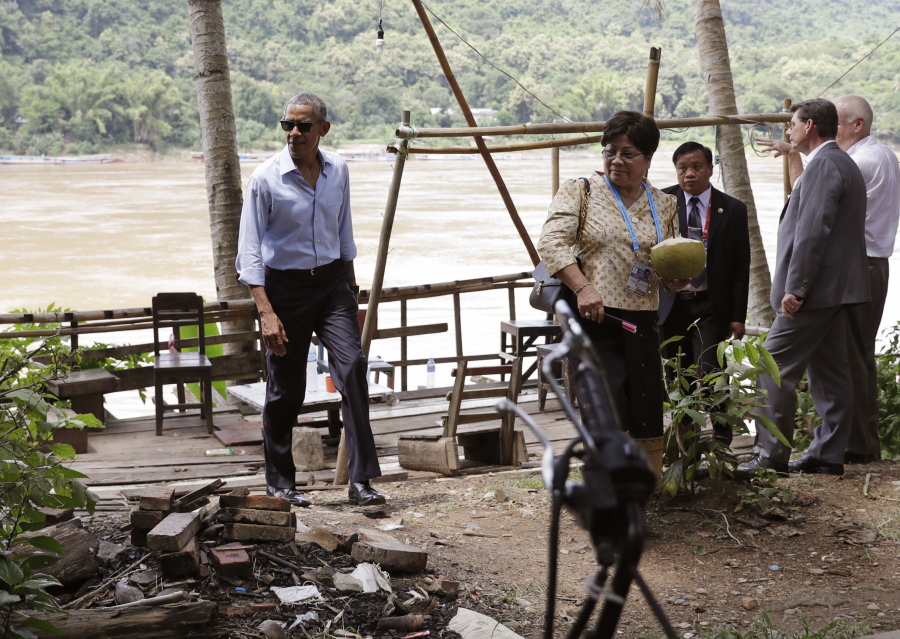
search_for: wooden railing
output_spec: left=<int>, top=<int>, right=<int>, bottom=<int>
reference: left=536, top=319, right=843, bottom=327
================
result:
left=0, top=271, right=536, bottom=396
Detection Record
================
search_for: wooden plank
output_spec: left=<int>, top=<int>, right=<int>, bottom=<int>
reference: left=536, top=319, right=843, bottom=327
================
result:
left=397, top=436, right=459, bottom=474
left=26, top=600, right=216, bottom=638
left=455, top=387, right=507, bottom=401
left=214, top=428, right=263, bottom=446
left=453, top=412, right=500, bottom=425
left=373, top=323, right=448, bottom=339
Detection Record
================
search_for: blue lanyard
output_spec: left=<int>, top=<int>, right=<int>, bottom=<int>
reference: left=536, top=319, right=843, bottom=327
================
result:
left=603, top=175, right=662, bottom=252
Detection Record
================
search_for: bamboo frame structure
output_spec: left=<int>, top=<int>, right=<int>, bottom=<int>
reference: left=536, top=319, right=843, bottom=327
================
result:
left=643, top=47, right=662, bottom=117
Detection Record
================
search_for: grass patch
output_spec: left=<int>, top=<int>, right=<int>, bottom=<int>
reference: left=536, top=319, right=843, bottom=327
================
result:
left=641, top=612, right=870, bottom=639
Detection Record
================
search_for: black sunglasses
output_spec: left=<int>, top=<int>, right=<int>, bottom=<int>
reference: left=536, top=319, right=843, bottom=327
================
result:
left=279, top=119, right=324, bottom=132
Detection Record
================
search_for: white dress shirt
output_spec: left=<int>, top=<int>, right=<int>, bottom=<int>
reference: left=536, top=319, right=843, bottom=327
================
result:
left=846, top=135, right=900, bottom=258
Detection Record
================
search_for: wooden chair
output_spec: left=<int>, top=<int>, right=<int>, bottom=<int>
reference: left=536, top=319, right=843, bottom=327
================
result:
left=397, top=359, right=526, bottom=474
left=152, top=293, right=214, bottom=436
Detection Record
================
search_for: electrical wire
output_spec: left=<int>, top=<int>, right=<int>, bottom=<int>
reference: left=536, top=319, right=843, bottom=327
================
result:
left=816, top=25, right=900, bottom=98
left=419, top=0, right=576, bottom=127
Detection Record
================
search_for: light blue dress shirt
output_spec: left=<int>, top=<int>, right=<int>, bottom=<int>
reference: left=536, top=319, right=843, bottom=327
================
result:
left=235, top=146, right=357, bottom=286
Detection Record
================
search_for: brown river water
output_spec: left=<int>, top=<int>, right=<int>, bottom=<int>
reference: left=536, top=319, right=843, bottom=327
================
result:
left=2, top=151, right=898, bottom=409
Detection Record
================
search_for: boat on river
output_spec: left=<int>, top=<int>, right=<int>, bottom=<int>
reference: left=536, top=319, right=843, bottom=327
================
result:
left=0, top=153, right=113, bottom=165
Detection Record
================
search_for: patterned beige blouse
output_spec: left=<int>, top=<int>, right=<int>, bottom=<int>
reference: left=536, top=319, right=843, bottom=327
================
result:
left=537, top=172, right=679, bottom=311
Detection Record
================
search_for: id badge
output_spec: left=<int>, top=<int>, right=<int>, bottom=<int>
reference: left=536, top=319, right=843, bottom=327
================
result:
left=625, top=261, right=653, bottom=297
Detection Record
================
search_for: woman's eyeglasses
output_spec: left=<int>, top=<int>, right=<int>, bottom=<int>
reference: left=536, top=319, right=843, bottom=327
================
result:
left=602, top=148, right=644, bottom=161
left=279, top=119, right=324, bottom=132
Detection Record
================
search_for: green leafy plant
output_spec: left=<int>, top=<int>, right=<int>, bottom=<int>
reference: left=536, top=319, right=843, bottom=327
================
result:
left=0, top=338, right=99, bottom=638
left=876, top=321, right=900, bottom=459
left=737, top=469, right=794, bottom=518
left=661, top=334, right=787, bottom=497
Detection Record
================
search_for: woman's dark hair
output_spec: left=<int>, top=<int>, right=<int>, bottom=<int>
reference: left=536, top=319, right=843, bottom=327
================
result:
left=791, top=98, right=838, bottom=139
left=600, top=111, right=660, bottom=156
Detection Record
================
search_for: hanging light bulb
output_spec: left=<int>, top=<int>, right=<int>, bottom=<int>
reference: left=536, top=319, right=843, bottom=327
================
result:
left=375, top=19, right=385, bottom=56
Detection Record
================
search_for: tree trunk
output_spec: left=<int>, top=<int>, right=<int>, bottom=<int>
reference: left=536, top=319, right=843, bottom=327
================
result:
left=691, top=0, right=775, bottom=328
left=186, top=0, right=254, bottom=352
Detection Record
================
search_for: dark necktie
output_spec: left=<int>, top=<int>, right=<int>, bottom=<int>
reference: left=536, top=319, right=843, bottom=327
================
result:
left=687, top=196, right=707, bottom=288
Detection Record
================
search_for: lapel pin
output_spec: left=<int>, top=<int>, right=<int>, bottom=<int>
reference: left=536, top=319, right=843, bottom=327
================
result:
left=717, top=208, right=723, bottom=214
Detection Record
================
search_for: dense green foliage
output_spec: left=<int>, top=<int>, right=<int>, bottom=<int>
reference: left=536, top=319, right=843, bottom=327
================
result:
left=0, top=327, right=99, bottom=638
left=1, top=0, right=899, bottom=154
left=876, top=322, right=900, bottom=459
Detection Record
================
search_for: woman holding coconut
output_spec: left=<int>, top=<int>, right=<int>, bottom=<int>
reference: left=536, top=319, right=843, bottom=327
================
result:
left=536, top=110, right=692, bottom=480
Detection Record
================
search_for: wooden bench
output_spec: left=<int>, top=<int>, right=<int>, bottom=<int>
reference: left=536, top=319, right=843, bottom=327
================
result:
left=46, top=368, right=118, bottom=424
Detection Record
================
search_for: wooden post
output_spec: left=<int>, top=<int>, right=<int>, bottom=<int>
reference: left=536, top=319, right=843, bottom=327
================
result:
left=452, top=292, right=463, bottom=358
left=643, top=47, right=661, bottom=118
left=783, top=98, right=792, bottom=201
left=400, top=300, right=408, bottom=391
left=551, top=146, right=560, bottom=197
left=410, top=0, right=540, bottom=266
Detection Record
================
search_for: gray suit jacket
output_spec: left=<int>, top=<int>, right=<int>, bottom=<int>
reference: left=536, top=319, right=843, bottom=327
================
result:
left=772, top=141, right=870, bottom=311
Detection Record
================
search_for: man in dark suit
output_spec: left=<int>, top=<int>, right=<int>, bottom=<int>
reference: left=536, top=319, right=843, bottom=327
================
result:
left=658, top=142, right=751, bottom=446
left=740, top=98, right=869, bottom=476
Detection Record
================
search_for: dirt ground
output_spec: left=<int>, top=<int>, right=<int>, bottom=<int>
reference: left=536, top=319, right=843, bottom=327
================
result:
left=281, top=460, right=900, bottom=638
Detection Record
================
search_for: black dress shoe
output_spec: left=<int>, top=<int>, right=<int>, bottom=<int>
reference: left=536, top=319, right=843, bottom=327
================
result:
left=266, top=486, right=311, bottom=507
left=348, top=480, right=386, bottom=506
left=844, top=452, right=880, bottom=465
left=788, top=455, right=844, bottom=476
left=737, top=454, right=788, bottom=476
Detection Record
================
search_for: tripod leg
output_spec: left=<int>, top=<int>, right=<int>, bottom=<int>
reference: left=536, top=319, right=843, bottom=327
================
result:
left=565, top=568, right=608, bottom=639
left=633, top=569, right=678, bottom=639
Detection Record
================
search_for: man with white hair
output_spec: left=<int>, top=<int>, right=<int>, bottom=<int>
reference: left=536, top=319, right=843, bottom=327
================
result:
left=758, top=95, right=900, bottom=464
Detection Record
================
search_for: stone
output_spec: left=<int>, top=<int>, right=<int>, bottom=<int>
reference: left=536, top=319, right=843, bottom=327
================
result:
left=147, top=511, right=202, bottom=553
left=217, top=507, right=294, bottom=528
left=129, top=569, right=161, bottom=587
left=223, top=522, right=295, bottom=544
left=114, top=580, right=144, bottom=605
left=139, top=487, right=175, bottom=512
left=431, top=576, right=460, bottom=597
left=38, top=507, right=75, bottom=526
left=494, top=487, right=530, bottom=502
left=350, top=541, right=428, bottom=573
left=97, top=540, right=127, bottom=565
left=332, top=531, right=360, bottom=552
left=295, top=527, right=342, bottom=551
left=358, top=527, right=402, bottom=546
left=291, top=427, right=325, bottom=472
left=219, top=494, right=291, bottom=512
left=742, top=598, right=758, bottom=611
left=209, top=545, right=253, bottom=580
left=333, top=572, right=364, bottom=593
left=258, top=619, right=287, bottom=639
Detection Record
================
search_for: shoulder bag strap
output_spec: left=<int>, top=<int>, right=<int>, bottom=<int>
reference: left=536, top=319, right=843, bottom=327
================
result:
left=575, top=176, right=591, bottom=242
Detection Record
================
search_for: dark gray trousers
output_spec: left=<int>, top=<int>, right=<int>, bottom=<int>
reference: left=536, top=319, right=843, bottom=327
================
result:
left=845, top=257, right=889, bottom=459
left=754, top=305, right=852, bottom=466
left=262, top=264, right=381, bottom=488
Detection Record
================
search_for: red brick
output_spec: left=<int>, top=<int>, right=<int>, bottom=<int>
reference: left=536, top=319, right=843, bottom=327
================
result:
left=131, top=509, right=166, bottom=529
left=130, top=527, right=149, bottom=547
left=159, top=536, right=200, bottom=578
left=222, top=522, right=294, bottom=544
left=218, top=494, right=290, bottom=512
left=217, top=507, right=293, bottom=527
left=250, top=602, right=277, bottom=611
left=139, top=487, right=175, bottom=512
left=147, top=511, right=202, bottom=553
left=209, top=545, right=252, bottom=580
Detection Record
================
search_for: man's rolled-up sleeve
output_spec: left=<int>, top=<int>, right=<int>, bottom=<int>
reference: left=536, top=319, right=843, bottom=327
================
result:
left=235, top=177, right=270, bottom=287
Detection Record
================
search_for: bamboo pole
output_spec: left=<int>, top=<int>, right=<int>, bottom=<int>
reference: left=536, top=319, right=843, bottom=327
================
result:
left=782, top=98, right=792, bottom=201
left=551, top=146, right=560, bottom=196
left=643, top=47, right=661, bottom=118
left=396, top=112, right=791, bottom=139
left=410, top=0, right=539, bottom=267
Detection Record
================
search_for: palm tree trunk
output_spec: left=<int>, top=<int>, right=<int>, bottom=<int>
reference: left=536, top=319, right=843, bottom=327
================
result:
left=187, top=0, right=252, bottom=352
left=691, top=0, right=774, bottom=328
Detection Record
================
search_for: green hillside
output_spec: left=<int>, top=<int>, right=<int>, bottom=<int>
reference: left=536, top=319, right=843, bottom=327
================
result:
left=1, top=0, right=898, bottom=155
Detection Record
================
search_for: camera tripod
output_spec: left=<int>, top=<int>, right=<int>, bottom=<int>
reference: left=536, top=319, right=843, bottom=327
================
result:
left=498, top=300, right=677, bottom=639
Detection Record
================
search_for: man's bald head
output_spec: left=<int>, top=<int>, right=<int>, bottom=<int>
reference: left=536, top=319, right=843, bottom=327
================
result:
left=833, top=95, right=873, bottom=150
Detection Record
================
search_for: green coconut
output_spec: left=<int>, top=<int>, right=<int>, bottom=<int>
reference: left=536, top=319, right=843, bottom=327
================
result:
left=651, top=237, right=706, bottom=280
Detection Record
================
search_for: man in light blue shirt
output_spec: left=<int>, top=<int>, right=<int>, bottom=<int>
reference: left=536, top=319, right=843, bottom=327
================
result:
left=236, top=92, right=384, bottom=507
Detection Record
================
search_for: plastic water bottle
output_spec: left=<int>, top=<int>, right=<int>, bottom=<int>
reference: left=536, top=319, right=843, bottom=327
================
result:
left=426, top=357, right=436, bottom=389
left=306, top=343, right=318, bottom=393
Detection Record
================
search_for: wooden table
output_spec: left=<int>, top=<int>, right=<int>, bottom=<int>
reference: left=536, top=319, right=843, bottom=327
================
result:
left=227, top=375, right=393, bottom=437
